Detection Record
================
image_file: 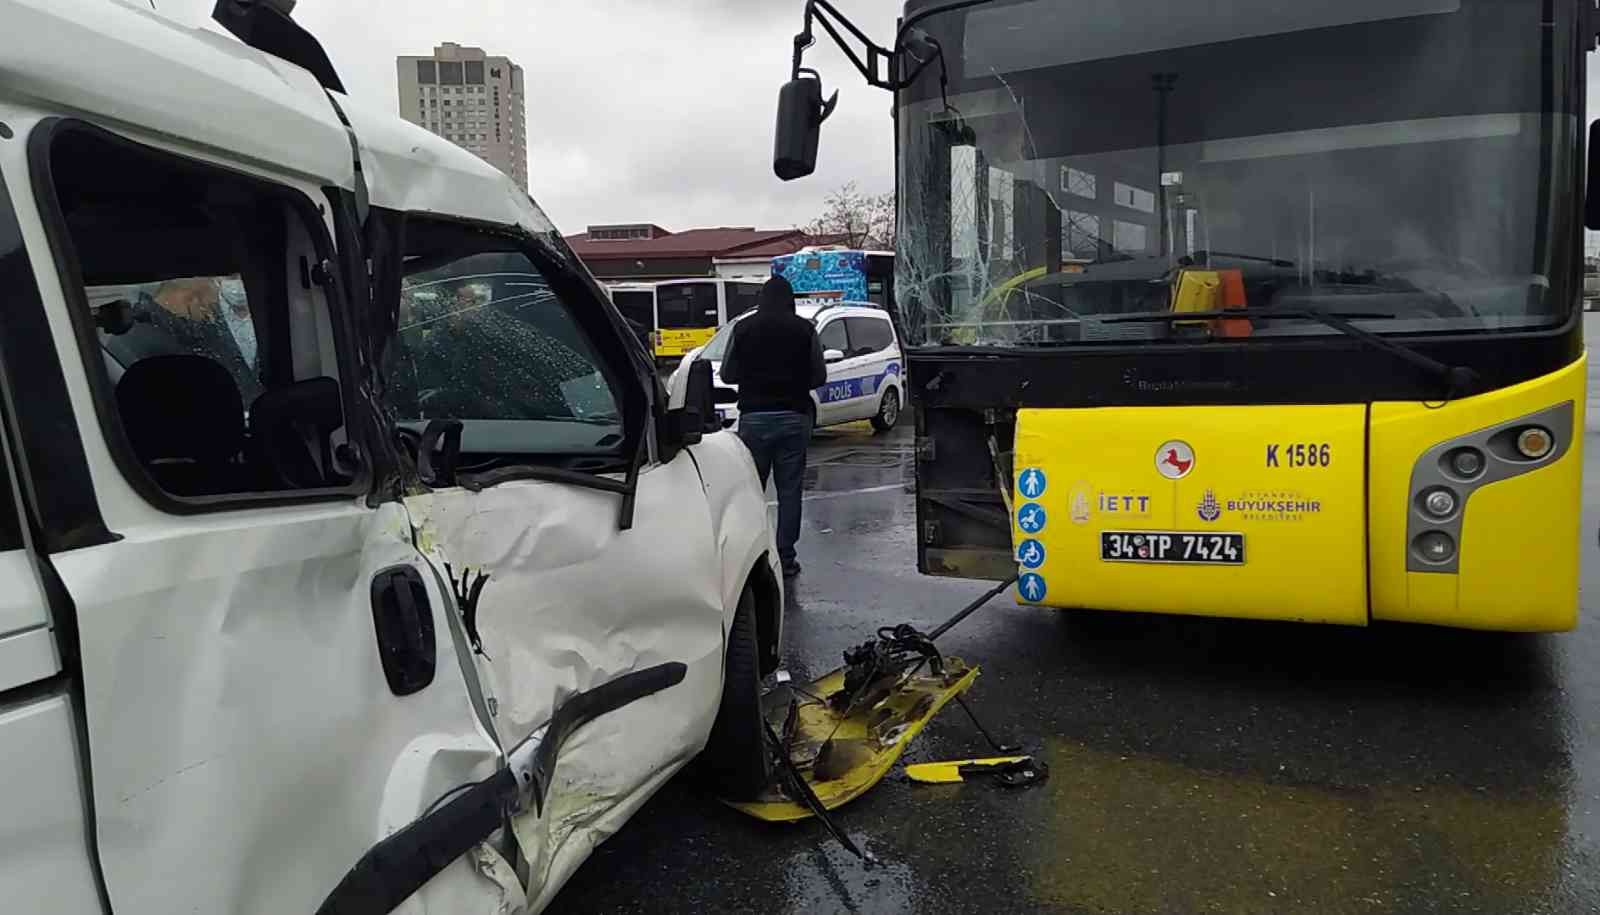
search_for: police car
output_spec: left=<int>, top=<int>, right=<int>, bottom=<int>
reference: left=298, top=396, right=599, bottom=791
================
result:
left=671, top=302, right=904, bottom=432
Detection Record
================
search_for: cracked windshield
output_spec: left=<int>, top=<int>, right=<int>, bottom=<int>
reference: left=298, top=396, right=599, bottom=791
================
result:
left=896, top=0, right=1576, bottom=347
left=387, top=249, right=624, bottom=453
left=8, top=0, right=1600, bottom=913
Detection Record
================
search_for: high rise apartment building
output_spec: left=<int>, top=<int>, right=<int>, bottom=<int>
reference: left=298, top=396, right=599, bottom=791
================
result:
left=397, top=43, right=527, bottom=191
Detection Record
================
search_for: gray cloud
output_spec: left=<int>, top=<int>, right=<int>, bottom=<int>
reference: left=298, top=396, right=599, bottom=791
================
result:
left=150, top=0, right=901, bottom=235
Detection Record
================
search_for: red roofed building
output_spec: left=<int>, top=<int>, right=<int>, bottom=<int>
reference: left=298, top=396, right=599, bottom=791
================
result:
left=566, top=224, right=849, bottom=283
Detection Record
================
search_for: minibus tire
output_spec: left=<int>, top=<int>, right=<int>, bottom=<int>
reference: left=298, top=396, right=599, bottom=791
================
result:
left=697, top=586, right=770, bottom=800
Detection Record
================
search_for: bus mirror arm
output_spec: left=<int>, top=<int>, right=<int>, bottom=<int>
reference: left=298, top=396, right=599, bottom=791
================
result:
left=784, top=0, right=960, bottom=95
left=789, top=0, right=900, bottom=90
left=776, top=0, right=956, bottom=180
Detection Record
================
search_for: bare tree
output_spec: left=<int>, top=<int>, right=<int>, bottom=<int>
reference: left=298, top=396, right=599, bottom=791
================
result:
left=802, top=181, right=895, bottom=250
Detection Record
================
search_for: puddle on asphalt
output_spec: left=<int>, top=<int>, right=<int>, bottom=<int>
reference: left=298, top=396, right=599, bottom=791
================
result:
left=802, top=453, right=915, bottom=495
left=776, top=833, right=919, bottom=914
left=1027, top=739, right=1589, bottom=914
left=802, top=426, right=915, bottom=495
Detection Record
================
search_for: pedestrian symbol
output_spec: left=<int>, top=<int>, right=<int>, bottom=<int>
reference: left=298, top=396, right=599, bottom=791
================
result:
left=1017, top=503, right=1047, bottom=534
left=1019, top=573, right=1047, bottom=603
left=1016, top=538, right=1046, bottom=570
left=1018, top=468, right=1047, bottom=500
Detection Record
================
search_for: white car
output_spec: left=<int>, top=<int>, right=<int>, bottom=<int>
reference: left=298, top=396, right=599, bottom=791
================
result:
left=0, top=2, right=779, bottom=913
left=670, top=302, right=905, bottom=433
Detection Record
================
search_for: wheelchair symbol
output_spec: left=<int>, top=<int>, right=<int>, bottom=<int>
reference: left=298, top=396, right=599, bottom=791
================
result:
left=1017, top=538, right=1046, bottom=569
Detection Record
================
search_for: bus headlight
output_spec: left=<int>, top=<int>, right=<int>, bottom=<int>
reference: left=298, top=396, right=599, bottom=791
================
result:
left=1515, top=426, right=1553, bottom=460
left=1447, top=448, right=1484, bottom=478
left=1422, top=488, right=1457, bottom=518
left=1413, top=531, right=1456, bottom=564
left=1406, top=401, right=1572, bottom=575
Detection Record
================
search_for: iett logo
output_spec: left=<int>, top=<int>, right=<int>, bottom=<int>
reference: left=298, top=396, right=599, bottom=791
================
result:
left=1069, top=483, right=1092, bottom=524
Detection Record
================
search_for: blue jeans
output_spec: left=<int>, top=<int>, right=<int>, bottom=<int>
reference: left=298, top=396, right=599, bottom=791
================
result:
left=736, top=410, right=811, bottom=565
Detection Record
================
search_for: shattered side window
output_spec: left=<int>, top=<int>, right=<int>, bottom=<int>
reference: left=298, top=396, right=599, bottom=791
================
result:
left=90, top=277, right=262, bottom=404
left=385, top=247, right=624, bottom=454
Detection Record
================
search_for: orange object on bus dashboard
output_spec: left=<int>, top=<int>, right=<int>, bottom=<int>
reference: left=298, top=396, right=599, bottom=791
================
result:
left=1214, top=268, right=1252, bottom=338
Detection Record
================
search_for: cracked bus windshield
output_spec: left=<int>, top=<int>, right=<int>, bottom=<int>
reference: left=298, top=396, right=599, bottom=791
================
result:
left=895, top=0, right=1576, bottom=348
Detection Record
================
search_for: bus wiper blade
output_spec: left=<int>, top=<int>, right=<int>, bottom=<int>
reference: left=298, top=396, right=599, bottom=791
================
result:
left=1101, top=308, right=1391, bottom=323
left=1102, top=308, right=1481, bottom=398
left=1182, top=250, right=1296, bottom=268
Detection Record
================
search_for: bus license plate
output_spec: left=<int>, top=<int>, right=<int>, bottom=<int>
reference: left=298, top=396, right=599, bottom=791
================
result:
left=1101, top=531, right=1244, bottom=565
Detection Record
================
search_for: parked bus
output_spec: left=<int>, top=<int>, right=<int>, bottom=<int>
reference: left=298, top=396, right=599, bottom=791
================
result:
left=771, top=246, right=896, bottom=312
left=776, top=0, right=1590, bottom=631
left=607, top=282, right=657, bottom=352
left=652, top=278, right=763, bottom=371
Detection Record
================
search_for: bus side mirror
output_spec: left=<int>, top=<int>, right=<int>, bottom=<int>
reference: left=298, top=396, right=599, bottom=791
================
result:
left=1588, top=120, right=1600, bottom=230
left=774, top=73, right=838, bottom=181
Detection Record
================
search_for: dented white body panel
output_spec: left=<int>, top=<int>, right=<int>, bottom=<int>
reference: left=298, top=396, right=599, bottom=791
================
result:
left=50, top=501, right=505, bottom=915
left=340, top=94, right=556, bottom=235
left=407, top=439, right=779, bottom=907
left=690, top=431, right=783, bottom=621
left=0, top=0, right=352, bottom=187
left=407, top=456, right=724, bottom=757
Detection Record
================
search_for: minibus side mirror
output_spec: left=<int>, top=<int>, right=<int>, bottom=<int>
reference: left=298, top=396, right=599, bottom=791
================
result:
left=663, top=360, right=717, bottom=452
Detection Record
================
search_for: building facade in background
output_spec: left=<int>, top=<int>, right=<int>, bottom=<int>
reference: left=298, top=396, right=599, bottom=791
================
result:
left=397, top=43, right=527, bottom=190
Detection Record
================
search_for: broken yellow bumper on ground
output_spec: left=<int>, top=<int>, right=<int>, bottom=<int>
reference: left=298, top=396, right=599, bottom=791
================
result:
left=726, top=658, right=979, bottom=822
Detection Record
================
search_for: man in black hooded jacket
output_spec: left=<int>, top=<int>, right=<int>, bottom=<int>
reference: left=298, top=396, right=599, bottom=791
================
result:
left=719, top=275, right=826, bottom=577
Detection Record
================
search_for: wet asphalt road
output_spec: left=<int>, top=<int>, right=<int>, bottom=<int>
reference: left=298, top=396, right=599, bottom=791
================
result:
left=554, top=324, right=1600, bottom=914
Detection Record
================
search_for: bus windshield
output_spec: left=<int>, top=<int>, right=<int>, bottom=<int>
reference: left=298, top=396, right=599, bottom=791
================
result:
left=895, top=0, right=1578, bottom=348
left=611, top=289, right=654, bottom=335
left=655, top=282, right=719, bottom=329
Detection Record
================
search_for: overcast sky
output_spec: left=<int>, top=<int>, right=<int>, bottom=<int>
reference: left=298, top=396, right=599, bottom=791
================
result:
left=146, top=1, right=1600, bottom=244
left=148, top=0, right=901, bottom=235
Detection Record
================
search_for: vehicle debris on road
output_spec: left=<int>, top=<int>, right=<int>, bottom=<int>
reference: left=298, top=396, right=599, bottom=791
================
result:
left=904, top=755, right=1049, bottom=788
left=724, top=649, right=980, bottom=823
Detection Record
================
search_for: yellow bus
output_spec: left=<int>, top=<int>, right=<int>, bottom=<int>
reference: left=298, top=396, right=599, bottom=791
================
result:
left=607, top=282, right=658, bottom=353
left=776, top=0, right=1590, bottom=630
left=652, top=278, right=763, bottom=369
